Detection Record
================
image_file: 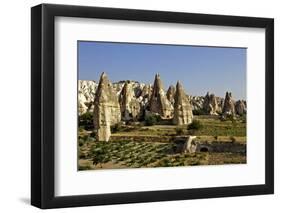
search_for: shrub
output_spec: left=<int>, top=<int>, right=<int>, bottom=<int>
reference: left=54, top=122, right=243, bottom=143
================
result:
left=78, top=139, right=84, bottom=147
left=79, top=112, right=93, bottom=130
left=92, top=145, right=108, bottom=168
left=220, top=114, right=236, bottom=123
left=214, top=135, right=218, bottom=141
left=144, top=114, right=160, bottom=126
left=175, top=127, right=184, bottom=135
left=90, top=131, right=96, bottom=137
left=240, top=113, right=247, bottom=123
left=230, top=136, right=236, bottom=143
left=111, top=122, right=123, bottom=133
left=82, top=135, right=89, bottom=141
left=192, top=109, right=205, bottom=115
left=79, top=150, right=86, bottom=159
left=187, top=120, right=203, bottom=130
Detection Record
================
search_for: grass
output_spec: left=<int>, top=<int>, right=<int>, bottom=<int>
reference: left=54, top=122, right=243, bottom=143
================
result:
left=110, top=116, right=246, bottom=137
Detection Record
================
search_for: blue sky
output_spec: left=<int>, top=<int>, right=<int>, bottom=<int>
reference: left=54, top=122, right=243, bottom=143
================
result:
left=78, top=41, right=246, bottom=100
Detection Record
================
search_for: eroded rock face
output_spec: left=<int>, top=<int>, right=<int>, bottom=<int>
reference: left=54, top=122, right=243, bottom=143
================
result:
left=141, top=84, right=152, bottom=99
left=173, top=81, right=193, bottom=125
left=222, top=92, right=235, bottom=116
left=235, top=100, right=246, bottom=115
left=149, top=74, right=173, bottom=119
left=190, top=96, right=204, bottom=111
left=166, top=85, right=176, bottom=105
left=203, top=92, right=219, bottom=115
left=119, top=81, right=141, bottom=121
left=93, top=73, right=121, bottom=142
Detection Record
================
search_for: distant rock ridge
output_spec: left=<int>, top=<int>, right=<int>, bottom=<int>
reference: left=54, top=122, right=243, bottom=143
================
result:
left=79, top=79, right=246, bottom=116
left=79, top=73, right=246, bottom=142
left=78, top=80, right=98, bottom=114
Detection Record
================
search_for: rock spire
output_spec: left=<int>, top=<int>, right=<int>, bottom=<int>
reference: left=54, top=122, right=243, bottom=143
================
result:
left=166, top=85, right=176, bottom=105
left=149, top=74, right=173, bottom=119
left=222, top=92, right=235, bottom=116
left=93, top=72, right=121, bottom=142
left=173, top=81, right=193, bottom=125
left=203, top=92, right=219, bottom=115
left=235, top=100, right=246, bottom=115
left=119, top=81, right=141, bottom=121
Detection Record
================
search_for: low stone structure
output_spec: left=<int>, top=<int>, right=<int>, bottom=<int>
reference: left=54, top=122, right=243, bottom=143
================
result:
left=182, top=136, right=197, bottom=153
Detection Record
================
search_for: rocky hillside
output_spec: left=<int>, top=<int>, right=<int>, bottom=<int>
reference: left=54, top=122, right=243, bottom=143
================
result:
left=78, top=79, right=246, bottom=116
left=79, top=73, right=247, bottom=142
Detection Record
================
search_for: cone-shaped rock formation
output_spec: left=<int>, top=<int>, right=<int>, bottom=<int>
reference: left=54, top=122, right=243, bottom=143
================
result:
left=235, top=100, right=246, bottom=115
left=222, top=92, right=235, bottom=116
left=173, top=81, right=193, bottom=125
left=93, top=72, right=121, bottom=142
left=203, top=92, right=219, bottom=115
left=119, top=81, right=141, bottom=121
left=166, top=85, right=176, bottom=105
left=149, top=74, right=173, bottom=119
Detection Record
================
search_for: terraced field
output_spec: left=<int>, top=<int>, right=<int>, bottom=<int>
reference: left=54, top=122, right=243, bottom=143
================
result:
left=78, top=115, right=246, bottom=170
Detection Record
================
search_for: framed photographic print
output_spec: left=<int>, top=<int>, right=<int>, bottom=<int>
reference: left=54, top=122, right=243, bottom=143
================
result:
left=31, top=3, right=274, bottom=209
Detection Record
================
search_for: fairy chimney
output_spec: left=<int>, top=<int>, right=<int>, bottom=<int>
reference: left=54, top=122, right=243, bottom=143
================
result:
left=222, top=92, right=235, bottom=116
left=235, top=100, right=246, bottom=115
left=203, top=92, right=219, bottom=115
left=149, top=74, right=173, bottom=119
left=166, top=85, right=176, bottom=105
left=119, top=81, right=141, bottom=121
left=173, top=81, right=193, bottom=125
left=93, top=72, right=121, bottom=142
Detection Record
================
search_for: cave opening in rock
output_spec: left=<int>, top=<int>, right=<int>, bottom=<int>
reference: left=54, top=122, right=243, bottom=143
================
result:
left=200, top=147, right=209, bottom=152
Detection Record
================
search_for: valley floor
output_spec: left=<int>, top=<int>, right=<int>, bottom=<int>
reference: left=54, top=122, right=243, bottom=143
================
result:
left=78, top=115, right=246, bottom=170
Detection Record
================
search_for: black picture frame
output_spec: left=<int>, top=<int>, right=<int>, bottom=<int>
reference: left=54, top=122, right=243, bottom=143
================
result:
left=31, top=3, right=274, bottom=209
